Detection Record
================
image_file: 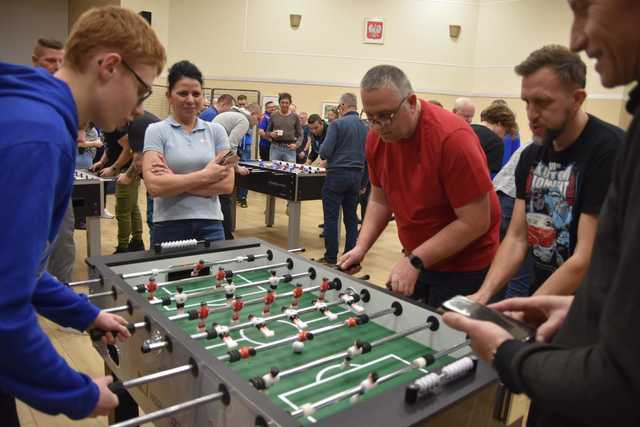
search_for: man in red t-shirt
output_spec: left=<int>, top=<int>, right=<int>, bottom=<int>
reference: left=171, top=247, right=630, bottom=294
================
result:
left=339, top=65, right=500, bottom=308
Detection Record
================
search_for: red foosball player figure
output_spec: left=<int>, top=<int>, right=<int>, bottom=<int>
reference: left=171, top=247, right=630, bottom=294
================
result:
left=262, top=289, right=275, bottom=315
left=291, top=283, right=303, bottom=308
left=318, top=277, right=331, bottom=301
left=146, top=275, right=158, bottom=301
left=215, top=267, right=226, bottom=288
left=197, top=301, right=209, bottom=332
left=230, top=296, right=244, bottom=323
left=191, top=259, right=206, bottom=277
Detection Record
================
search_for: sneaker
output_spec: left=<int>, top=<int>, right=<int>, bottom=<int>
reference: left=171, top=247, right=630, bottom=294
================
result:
left=102, top=208, right=115, bottom=219
left=239, top=199, right=248, bottom=208
left=113, top=246, right=128, bottom=254
left=128, top=239, right=145, bottom=252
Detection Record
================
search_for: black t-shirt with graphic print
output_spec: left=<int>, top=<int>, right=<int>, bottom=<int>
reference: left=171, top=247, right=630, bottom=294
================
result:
left=515, top=114, right=623, bottom=292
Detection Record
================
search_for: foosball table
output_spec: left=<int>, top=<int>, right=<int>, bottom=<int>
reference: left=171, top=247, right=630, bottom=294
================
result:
left=78, top=239, right=504, bottom=427
left=73, top=169, right=112, bottom=256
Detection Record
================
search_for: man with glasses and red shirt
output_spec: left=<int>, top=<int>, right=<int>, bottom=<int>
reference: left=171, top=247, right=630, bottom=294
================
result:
left=339, top=65, right=500, bottom=308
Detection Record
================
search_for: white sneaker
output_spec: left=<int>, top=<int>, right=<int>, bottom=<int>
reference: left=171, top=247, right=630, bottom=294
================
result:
left=102, top=208, right=115, bottom=219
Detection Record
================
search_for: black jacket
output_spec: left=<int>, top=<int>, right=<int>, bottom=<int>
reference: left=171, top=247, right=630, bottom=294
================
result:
left=494, top=84, right=640, bottom=427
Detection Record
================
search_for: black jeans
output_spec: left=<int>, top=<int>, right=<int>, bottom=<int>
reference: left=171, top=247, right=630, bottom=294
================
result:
left=219, top=195, right=234, bottom=240
left=322, top=169, right=361, bottom=263
left=0, top=390, right=19, bottom=427
left=259, top=144, right=270, bottom=161
left=411, top=268, right=489, bottom=308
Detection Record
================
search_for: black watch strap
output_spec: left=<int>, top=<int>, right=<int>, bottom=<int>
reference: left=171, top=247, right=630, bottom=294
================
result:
left=408, top=254, right=424, bottom=270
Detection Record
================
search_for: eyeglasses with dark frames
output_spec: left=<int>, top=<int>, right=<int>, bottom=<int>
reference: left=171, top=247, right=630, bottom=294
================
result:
left=120, top=59, right=153, bottom=105
left=360, top=96, right=407, bottom=127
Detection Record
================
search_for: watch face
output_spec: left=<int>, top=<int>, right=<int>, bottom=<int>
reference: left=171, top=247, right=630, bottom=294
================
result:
left=410, top=255, right=422, bottom=269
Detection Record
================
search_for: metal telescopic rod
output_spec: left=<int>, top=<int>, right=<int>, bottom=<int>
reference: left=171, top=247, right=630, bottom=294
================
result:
left=190, top=299, right=342, bottom=340
left=278, top=322, right=432, bottom=380
left=217, top=306, right=394, bottom=362
left=104, top=305, right=129, bottom=314
left=109, top=391, right=225, bottom=427
left=166, top=284, right=321, bottom=321
left=110, top=364, right=194, bottom=392
left=68, top=278, right=102, bottom=287
left=87, top=290, right=114, bottom=299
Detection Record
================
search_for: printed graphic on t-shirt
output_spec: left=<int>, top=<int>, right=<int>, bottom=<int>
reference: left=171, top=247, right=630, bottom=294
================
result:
left=525, top=161, right=576, bottom=270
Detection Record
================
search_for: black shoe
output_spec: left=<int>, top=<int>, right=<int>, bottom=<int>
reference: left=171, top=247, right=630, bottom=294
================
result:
left=113, top=246, right=129, bottom=254
left=319, top=232, right=324, bottom=238
left=317, top=257, right=336, bottom=267
left=239, top=199, right=248, bottom=208
left=75, top=220, right=86, bottom=230
left=317, top=223, right=324, bottom=228
left=128, top=239, right=145, bottom=252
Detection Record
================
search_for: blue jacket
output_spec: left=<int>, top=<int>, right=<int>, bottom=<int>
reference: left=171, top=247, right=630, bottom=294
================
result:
left=0, top=62, right=100, bottom=419
left=319, top=111, right=367, bottom=170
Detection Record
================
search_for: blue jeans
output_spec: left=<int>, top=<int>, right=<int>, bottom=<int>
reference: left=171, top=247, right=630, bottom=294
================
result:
left=322, top=169, right=361, bottom=263
left=269, top=144, right=296, bottom=162
left=151, top=219, right=225, bottom=246
left=497, top=192, right=533, bottom=299
left=236, top=143, right=251, bottom=200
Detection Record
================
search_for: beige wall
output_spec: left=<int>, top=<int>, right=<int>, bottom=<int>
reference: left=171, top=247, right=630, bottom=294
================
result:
left=1, top=0, right=68, bottom=66
left=135, top=0, right=630, bottom=138
left=68, top=0, right=120, bottom=30
left=121, top=0, right=170, bottom=53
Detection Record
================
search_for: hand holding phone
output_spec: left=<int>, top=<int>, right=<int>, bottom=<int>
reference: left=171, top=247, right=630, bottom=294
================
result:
left=216, top=151, right=239, bottom=166
left=442, top=295, right=535, bottom=342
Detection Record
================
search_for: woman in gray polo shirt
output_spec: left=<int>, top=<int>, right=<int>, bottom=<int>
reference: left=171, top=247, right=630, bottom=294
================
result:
left=143, top=61, right=234, bottom=245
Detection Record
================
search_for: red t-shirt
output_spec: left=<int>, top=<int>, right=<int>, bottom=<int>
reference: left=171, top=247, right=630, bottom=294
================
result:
left=367, top=100, right=500, bottom=272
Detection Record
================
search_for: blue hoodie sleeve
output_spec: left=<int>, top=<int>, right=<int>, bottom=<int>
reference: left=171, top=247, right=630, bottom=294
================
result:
left=33, top=272, right=100, bottom=330
left=0, top=141, right=99, bottom=419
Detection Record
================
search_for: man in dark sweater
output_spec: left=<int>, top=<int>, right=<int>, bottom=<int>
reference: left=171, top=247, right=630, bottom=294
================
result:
left=444, top=1, right=640, bottom=426
left=318, top=93, right=368, bottom=265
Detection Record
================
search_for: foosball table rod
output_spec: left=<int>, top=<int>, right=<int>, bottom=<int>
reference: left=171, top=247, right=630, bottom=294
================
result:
left=108, top=361, right=197, bottom=393
left=191, top=290, right=355, bottom=341
left=291, top=347, right=474, bottom=418
left=109, top=385, right=230, bottom=427
left=167, top=280, right=334, bottom=321
left=251, top=316, right=439, bottom=390
left=217, top=303, right=402, bottom=362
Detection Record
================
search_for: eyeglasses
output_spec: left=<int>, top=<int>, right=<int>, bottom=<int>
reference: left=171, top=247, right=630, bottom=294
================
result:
left=361, top=97, right=407, bottom=127
left=121, top=59, right=153, bottom=105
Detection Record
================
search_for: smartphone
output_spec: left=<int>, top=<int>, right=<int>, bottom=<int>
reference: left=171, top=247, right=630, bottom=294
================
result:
left=217, top=151, right=239, bottom=165
left=442, top=295, right=535, bottom=342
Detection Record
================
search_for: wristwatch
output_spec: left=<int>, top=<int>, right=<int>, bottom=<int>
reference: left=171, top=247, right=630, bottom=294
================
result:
left=408, top=253, right=424, bottom=271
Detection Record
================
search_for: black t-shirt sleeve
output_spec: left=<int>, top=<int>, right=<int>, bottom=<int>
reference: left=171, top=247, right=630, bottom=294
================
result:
left=580, top=140, right=622, bottom=214
left=515, top=144, right=536, bottom=200
left=128, top=113, right=159, bottom=153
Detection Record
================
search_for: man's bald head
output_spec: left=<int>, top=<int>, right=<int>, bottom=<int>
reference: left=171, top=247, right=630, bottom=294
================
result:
left=453, top=97, right=476, bottom=123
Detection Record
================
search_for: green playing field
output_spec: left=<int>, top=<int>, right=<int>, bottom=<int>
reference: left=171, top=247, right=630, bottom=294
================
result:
left=148, top=268, right=457, bottom=423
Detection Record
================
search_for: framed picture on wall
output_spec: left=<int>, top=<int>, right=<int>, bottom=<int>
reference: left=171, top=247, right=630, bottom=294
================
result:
left=262, top=95, right=279, bottom=110
left=322, top=102, right=339, bottom=121
left=363, top=17, right=384, bottom=44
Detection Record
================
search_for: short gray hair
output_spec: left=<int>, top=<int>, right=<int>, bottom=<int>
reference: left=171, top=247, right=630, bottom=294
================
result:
left=339, top=93, right=358, bottom=109
left=360, top=65, right=413, bottom=97
left=453, top=97, right=474, bottom=110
